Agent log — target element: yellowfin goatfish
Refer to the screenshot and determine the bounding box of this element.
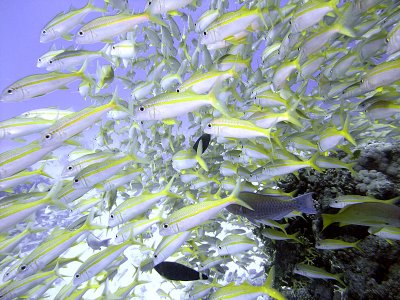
[293,263,345,286]
[201,6,266,45]
[217,234,257,256]
[40,0,105,43]
[159,180,253,236]
[0,117,54,140]
[360,59,400,92]
[0,141,59,179]
[0,165,51,192]
[146,0,197,15]
[15,211,102,279]
[134,90,230,120]
[0,62,88,102]
[75,12,166,44]
[0,182,63,232]
[322,202,400,230]
[204,117,272,140]
[177,69,237,94]
[290,0,339,33]
[46,45,112,71]
[40,90,123,147]
[249,155,322,181]
[210,266,285,300]
[73,238,135,286]
[108,176,177,227]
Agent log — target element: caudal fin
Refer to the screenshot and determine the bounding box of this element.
[294,193,316,215]
[321,213,335,231]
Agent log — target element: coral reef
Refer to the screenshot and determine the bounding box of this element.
[254,142,400,300]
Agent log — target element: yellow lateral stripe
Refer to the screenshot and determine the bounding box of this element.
[145,97,209,108]
[50,103,113,135]
[80,156,130,179]
[0,146,41,167]
[87,14,149,31]
[170,199,227,225]
[15,73,80,90]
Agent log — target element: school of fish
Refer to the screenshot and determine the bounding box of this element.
[0,0,400,298]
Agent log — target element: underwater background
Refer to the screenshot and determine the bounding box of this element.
[0,0,400,299]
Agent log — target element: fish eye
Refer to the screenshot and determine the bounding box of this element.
[21,265,27,270]
[42,30,46,34]
[218,246,222,249]
[78,31,84,36]
[38,58,42,62]
[7,89,13,94]
[163,223,168,229]
[254,96,257,100]
[203,31,207,36]
[154,254,158,258]
[110,214,114,219]
[74,178,79,183]
[112,46,115,50]
[49,60,53,64]
[176,89,180,93]
[75,274,80,278]
[207,123,212,128]
[67,166,73,170]
[139,106,145,112]
[45,133,52,139]
[148,1,152,4]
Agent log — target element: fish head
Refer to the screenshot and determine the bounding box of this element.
[203,120,218,136]
[133,104,156,121]
[248,167,264,182]
[61,163,78,178]
[75,27,94,45]
[146,0,163,15]
[37,56,50,68]
[0,85,24,102]
[72,174,88,190]
[158,221,177,236]
[113,231,125,244]
[201,28,219,45]
[40,129,64,148]
[329,199,343,208]
[108,210,123,227]
[46,58,61,72]
[110,44,123,57]
[40,27,57,43]
[73,269,89,286]
[293,265,301,275]
[2,265,19,282]
[217,244,229,256]
[16,261,37,280]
